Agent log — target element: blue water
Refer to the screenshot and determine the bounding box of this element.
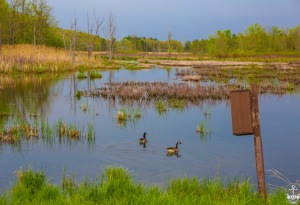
[0,67,299,192]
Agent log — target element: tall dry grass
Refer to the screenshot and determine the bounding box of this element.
[0,44,103,73]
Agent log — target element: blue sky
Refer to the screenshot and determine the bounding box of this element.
[48,0,300,41]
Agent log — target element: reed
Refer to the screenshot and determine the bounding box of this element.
[196,121,206,134]
[87,123,95,142]
[41,118,55,140]
[82,82,231,101]
[0,120,39,144]
[116,107,142,127]
[0,166,290,204]
[116,108,127,121]
[1,118,94,147]
[0,44,103,74]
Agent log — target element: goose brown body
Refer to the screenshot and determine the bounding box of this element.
[166,141,182,153]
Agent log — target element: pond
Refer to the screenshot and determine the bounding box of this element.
[0,67,300,191]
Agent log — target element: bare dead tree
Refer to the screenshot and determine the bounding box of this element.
[60,30,67,50]
[93,11,103,51]
[105,11,117,63]
[168,31,172,54]
[86,10,103,59]
[87,11,92,58]
[0,23,2,54]
[70,16,77,64]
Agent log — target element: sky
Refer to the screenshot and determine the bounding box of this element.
[48,0,300,41]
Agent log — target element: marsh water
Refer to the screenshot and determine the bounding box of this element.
[1,67,300,191]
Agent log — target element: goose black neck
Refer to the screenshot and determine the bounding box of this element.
[143,133,147,138]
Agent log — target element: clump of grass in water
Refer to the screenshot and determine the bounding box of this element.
[0,120,39,144]
[116,108,127,121]
[57,119,80,140]
[75,90,82,100]
[57,118,67,137]
[87,123,95,142]
[116,107,142,127]
[196,121,212,136]
[67,125,80,140]
[155,100,167,116]
[196,121,206,134]
[2,166,286,204]
[89,70,102,79]
[77,70,87,79]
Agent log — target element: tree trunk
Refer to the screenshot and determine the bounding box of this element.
[0,23,2,54]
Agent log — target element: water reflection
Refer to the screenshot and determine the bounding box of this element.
[166,152,181,158]
[0,74,61,123]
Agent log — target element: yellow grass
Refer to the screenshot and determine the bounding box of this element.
[0,44,103,73]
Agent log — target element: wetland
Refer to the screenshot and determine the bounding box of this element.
[1,64,300,195]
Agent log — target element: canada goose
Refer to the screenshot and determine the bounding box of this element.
[139,132,147,144]
[166,141,182,154]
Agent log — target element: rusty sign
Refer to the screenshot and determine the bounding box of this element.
[230,90,253,135]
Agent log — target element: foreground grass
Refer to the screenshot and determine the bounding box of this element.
[0,167,290,205]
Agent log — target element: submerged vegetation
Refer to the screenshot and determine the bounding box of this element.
[0,166,292,205]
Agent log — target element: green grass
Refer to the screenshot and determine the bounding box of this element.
[116,107,142,127]
[0,166,291,205]
[89,70,103,79]
[77,71,87,79]
[75,90,82,100]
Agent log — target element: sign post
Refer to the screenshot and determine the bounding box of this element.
[250,84,266,199]
[230,84,266,199]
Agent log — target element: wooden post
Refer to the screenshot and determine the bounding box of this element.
[250,84,266,199]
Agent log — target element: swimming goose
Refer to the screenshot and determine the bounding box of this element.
[166,141,182,154]
[139,132,147,144]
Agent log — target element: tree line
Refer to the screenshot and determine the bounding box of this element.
[1,0,299,57]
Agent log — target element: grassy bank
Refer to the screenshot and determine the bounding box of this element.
[0,167,289,204]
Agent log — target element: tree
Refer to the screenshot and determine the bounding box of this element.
[32,0,53,45]
[244,23,268,52]
[0,23,2,53]
[167,31,172,54]
[86,10,103,59]
[69,16,77,64]
[289,26,300,51]
[105,11,117,63]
